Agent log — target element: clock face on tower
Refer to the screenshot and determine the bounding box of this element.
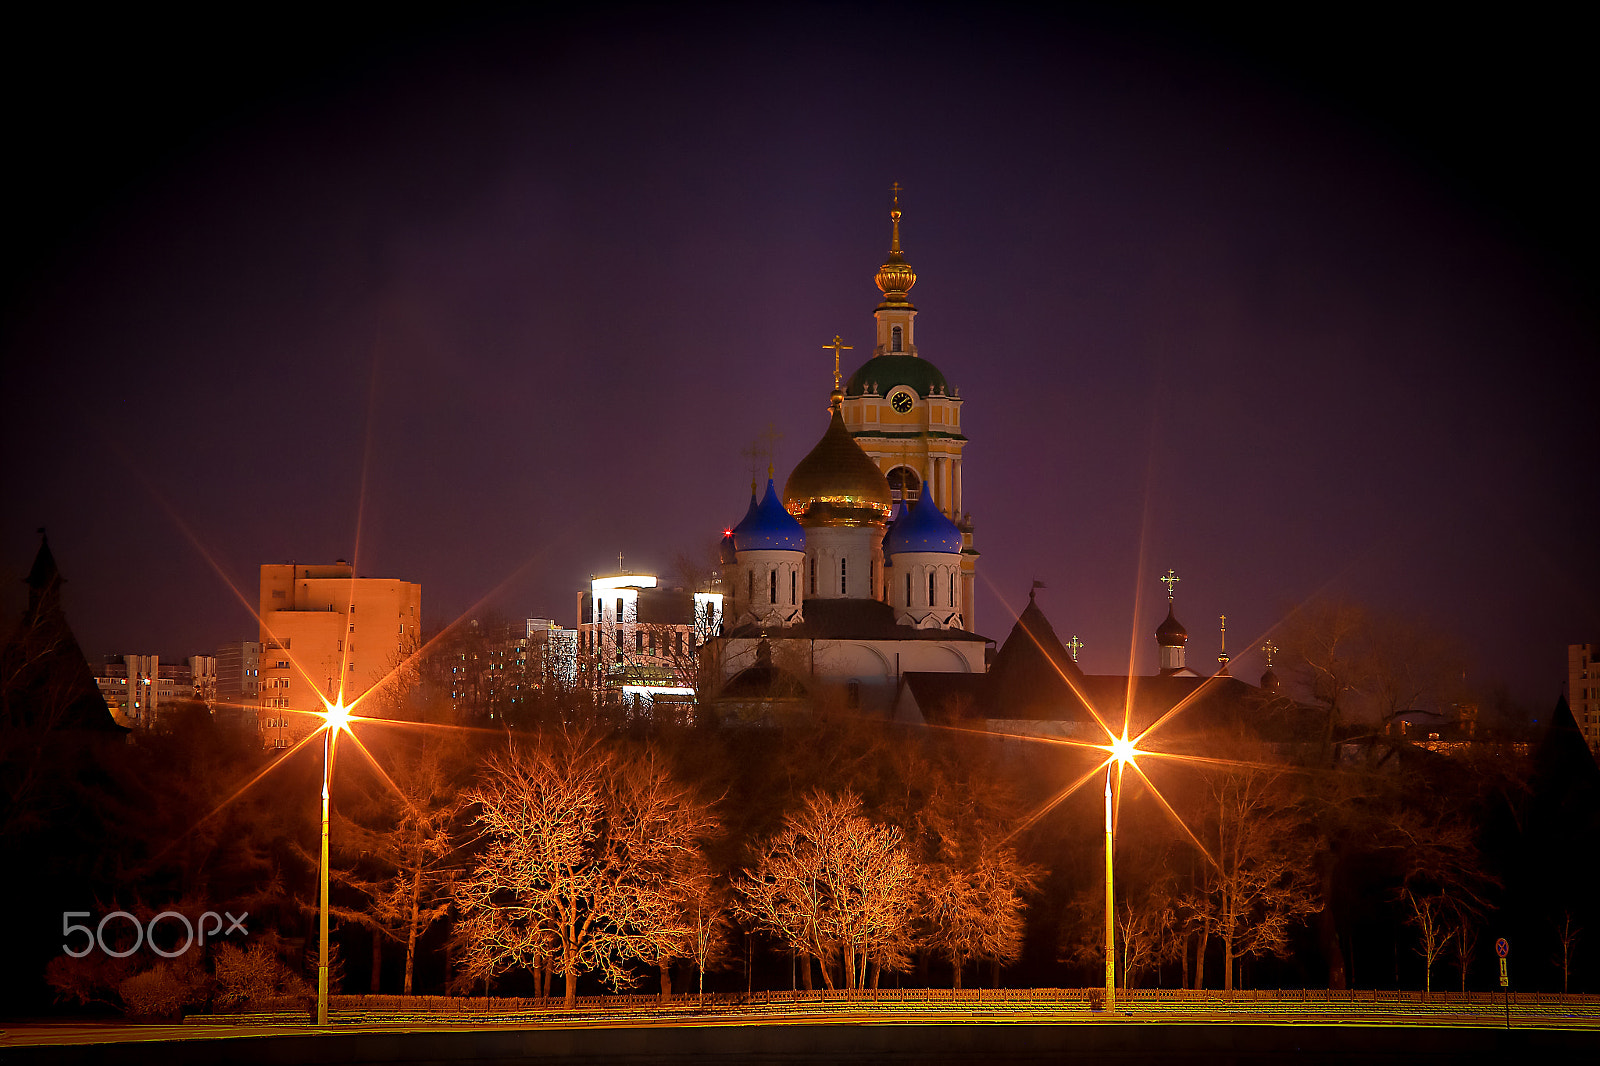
[890,389,915,414]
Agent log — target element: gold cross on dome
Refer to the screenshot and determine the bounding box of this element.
[1261,639,1278,668]
[891,181,903,207]
[1160,569,1180,601]
[824,334,853,391]
[1066,635,1085,662]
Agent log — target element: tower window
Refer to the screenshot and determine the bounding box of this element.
[840,558,847,596]
[929,572,936,606]
[906,573,911,606]
[810,558,816,596]
[950,572,956,607]
[891,325,903,353]
[791,570,797,605]
[770,569,777,604]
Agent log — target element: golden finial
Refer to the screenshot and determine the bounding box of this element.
[824,334,852,409]
[1218,614,1230,667]
[875,184,916,307]
[889,181,903,253]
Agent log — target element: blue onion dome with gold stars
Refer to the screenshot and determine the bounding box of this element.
[784,406,893,527]
[885,496,963,555]
[733,479,806,552]
[721,491,756,563]
[1156,605,1189,647]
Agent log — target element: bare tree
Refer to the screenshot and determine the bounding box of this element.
[1451,904,1479,993]
[1406,891,1454,993]
[452,730,717,1007]
[924,842,1037,989]
[1555,911,1580,995]
[1183,769,1319,992]
[327,740,466,993]
[736,790,918,992]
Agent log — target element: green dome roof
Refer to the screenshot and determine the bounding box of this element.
[843,354,949,399]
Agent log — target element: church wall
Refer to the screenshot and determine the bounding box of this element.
[802,525,885,601]
[886,550,963,628]
[729,548,804,627]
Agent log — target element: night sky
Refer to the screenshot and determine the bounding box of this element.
[2,3,1593,709]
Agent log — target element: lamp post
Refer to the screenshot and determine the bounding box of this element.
[1105,732,1136,1014]
[316,700,348,1026]
[1104,767,1115,1012]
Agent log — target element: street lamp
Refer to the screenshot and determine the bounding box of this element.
[1105,732,1137,1013]
[316,699,350,1026]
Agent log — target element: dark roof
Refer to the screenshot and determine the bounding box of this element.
[983,595,1094,721]
[900,672,987,724]
[843,354,950,398]
[2,534,125,733]
[722,597,988,643]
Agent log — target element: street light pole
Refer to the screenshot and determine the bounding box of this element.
[1104,767,1116,1013]
[318,722,332,1026]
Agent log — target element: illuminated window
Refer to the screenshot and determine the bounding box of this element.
[840,558,847,596]
[891,325,902,352]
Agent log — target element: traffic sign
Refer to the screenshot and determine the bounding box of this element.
[1499,957,1508,987]
[1495,938,1509,958]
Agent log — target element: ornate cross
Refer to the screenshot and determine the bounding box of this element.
[1066,635,1084,662]
[824,334,853,392]
[1218,615,1228,654]
[1160,569,1180,601]
[740,423,783,486]
[891,181,903,207]
[1261,639,1278,668]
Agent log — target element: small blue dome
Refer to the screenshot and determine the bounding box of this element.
[885,497,963,555]
[733,479,806,553]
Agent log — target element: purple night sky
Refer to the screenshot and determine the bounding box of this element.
[2,4,1593,710]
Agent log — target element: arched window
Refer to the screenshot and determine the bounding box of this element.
[891,325,903,352]
[950,572,956,607]
[905,573,911,607]
[791,570,797,605]
[929,572,936,606]
[769,569,777,604]
[886,466,921,503]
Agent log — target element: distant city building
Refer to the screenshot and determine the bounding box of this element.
[576,573,723,709]
[528,617,579,688]
[94,654,214,728]
[1570,643,1600,755]
[256,561,421,749]
[215,641,261,708]
[433,615,581,723]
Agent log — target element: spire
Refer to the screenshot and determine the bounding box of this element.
[1216,614,1231,675]
[823,334,853,410]
[874,183,917,310]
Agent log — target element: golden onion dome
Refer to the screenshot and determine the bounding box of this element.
[783,406,893,527]
[874,204,917,309]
